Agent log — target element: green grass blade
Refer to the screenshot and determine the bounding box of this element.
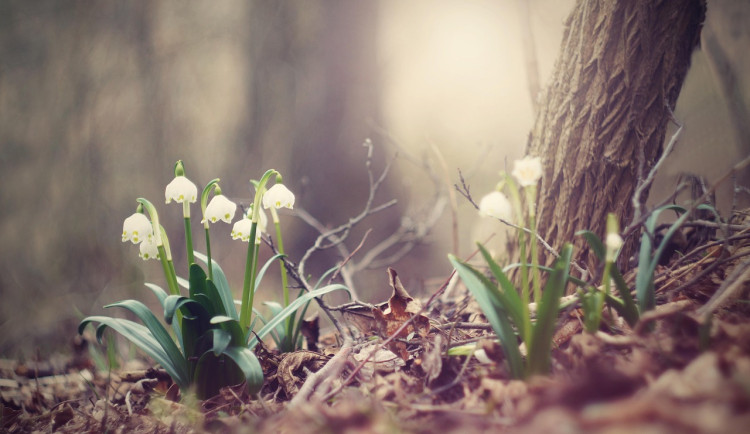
[248,284,350,349]
[449,255,524,378]
[527,244,572,377]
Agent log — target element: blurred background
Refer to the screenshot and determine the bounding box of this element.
[1,0,747,357]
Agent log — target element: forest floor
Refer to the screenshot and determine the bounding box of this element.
[3,221,750,433]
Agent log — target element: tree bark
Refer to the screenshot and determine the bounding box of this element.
[527,0,705,273]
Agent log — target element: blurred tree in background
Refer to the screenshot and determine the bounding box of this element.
[0,1,382,355]
[0,0,747,357]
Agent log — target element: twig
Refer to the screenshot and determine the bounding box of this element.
[320,269,459,402]
[297,139,396,286]
[288,337,353,407]
[330,229,372,285]
[455,169,589,278]
[263,238,349,339]
[696,257,750,320]
[631,105,683,225]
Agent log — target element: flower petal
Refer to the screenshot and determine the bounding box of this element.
[478,191,513,221]
[122,213,153,244]
[139,237,160,260]
[202,195,237,224]
[165,176,198,204]
[231,218,253,242]
[511,156,543,187]
[262,184,295,210]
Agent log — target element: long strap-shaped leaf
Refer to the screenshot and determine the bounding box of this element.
[247,284,349,349]
[636,205,686,312]
[145,282,184,345]
[449,255,525,379]
[526,244,573,377]
[194,251,239,321]
[476,244,529,343]
[79,315,190,390]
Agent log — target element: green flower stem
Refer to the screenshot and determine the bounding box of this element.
[525,185,541,303]
[505,176,531,346]
[239,168,278,333]
[239,222,259,331]
[200,179,221,281]
[204,226,213,281]
[271,207,293,348]
[183,215,195,267]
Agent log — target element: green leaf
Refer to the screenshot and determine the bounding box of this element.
[218,346,264,395]
[211,329,231,356]
[254,253,286,291]
[476,244,528,341]
[502,263,588,289]
[194,251,238,321]
[81,318,188,389]
[449,255,525,378]
[262,301,285,349]
[164,295,211,325]
[576,230,605,261]
[79,313,189,390]
[247,284,350,349]
[314,265,340,290]
[176,275,189,290]
[188,263,208,299]
[611,267,639,326]
[104,300,186,367]
[210,315,246,347]
[145,282,183,344]
[145,283,169,306]
[636,205,686,313]
[527,244,573,377]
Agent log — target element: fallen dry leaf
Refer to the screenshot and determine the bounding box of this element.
[372,268,431,360]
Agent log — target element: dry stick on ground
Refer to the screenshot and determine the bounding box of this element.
[288,337,353,407]
[319,269,459,403]
[697,257,750,320]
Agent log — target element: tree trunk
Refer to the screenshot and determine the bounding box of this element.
[527,0,705,273]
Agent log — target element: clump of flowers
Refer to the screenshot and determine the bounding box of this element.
[81,161,348,400]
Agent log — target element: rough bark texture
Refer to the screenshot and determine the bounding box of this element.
[527,0,705,272]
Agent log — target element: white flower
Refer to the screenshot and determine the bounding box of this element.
[231,218,253,242]
[231,207,267,243]
[512,156,543,187]
[202,195,237,224]
[139,237,160,260]
[262,184,295,210]
[478,191,512,221]
[165,176,198,204]
[605,232,624,262]
[122,213,153,244]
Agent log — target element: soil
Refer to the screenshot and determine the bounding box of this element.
[3,232,750,433]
